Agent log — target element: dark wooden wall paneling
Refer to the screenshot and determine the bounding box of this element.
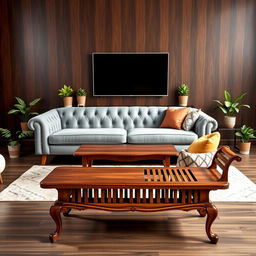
[0,0,256,130]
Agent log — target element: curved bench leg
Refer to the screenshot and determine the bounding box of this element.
[197,208,207,217]
[63,208,71,217]
[49,205,63,243]
[205,203,219,244]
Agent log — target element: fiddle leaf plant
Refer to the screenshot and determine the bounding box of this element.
[178,84,190,96]
[0,128,33,146]
[58,85,74,97]
[235,125,256,143]
[213,90,250,116]
[8,97,41,122]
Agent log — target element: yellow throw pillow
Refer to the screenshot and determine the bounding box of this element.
[188,132,220,153]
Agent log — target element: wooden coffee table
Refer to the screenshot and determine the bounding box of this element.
[73,144,179,167]
[41,146,241,244]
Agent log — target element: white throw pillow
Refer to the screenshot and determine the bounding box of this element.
[176,149,216,167]
[182,109,201,131]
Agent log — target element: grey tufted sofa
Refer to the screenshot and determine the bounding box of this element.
[28,106,218,159]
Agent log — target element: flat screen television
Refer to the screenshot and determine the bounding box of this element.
[92,53,169,96]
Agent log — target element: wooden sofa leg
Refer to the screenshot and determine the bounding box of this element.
[0,174,3,184]
[41,155,47,165]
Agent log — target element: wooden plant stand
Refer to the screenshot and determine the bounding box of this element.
[40,146,241,243]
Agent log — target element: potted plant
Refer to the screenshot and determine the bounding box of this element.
[8,97,41,131]
[76,88,87,107]
[178,84,189,106]
[213,90,250,128]
[0,128,33,158]
[58,85,74,107]
[235,125,256,154]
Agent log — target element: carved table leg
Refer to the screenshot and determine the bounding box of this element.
[197,208,207,217]
[63,208,71,216]
[49,205,63,243]
[205,203,219,244]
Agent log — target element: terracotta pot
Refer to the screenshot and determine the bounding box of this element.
[77,96,86,107]
[239,142,251,155]
[178,96,188,106]
[63,97,73,107]
[8,144,20,158]
[20,122,29,131]
[224,116,236,128]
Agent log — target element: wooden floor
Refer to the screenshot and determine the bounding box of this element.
[0,145,256,255]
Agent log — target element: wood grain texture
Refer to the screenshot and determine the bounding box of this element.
[0,0,256,130]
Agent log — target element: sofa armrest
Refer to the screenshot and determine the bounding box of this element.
[28,109,61,155]
[193,111,218,137]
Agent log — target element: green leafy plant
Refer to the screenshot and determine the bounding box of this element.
[178,84,190,96]
[235,125,256,143]
[213,90,250,116]
[8,97,41,122]
[76,88,87,96]
[0,128,33,146]
[58,85,74,97]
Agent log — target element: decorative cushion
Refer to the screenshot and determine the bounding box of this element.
[176,149,216,167]
[188,132,220,153]
[182,109,201,131]
[160,107,190,129]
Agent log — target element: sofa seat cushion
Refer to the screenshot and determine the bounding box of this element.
[49,128,127,145]
[127,128,198,145]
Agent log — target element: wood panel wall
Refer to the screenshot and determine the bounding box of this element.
[0,0,256,130]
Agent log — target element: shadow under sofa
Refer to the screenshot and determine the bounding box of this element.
[28,106,218,164]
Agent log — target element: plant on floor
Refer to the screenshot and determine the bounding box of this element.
[177,84,189,107]
[58,85,74,107]
[76,88,87,107]
[213,90,250,128]
[235,125,256,143]
[235,125,256,155]
[0,128,33,158]
[8,97,41,131]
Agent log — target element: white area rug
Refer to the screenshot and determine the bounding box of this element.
[0,165,255,202]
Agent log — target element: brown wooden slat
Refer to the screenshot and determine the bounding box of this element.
[188,190,192,204]
[181,190,186,204]
[113,189,117,203]
[173,190,177,203]
[217,152,229,164]
[101,189,105,203]
[129,189,133,203]
[158,169,163,182]
[149,189,153,203]
[215,158,226,170]
[168,169,176,182]
[173,169,182,182]
[185,169,195,182]
[136,189,140,203]
[162,169,169,182]
[152,169,157,182]
[107,189,111,203]
[164,189,169,203]
[143,189,146,203]
[147,169,151,182]
[194,190,198,203]
[156,189,160,203]
[72,190,76,202]
[119,189,123,203]
[94,189,98,203]
[77,189,81,203]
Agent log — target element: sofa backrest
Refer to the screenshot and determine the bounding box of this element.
[57,106,184,130]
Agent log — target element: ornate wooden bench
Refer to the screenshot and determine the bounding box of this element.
[40,146,241,243]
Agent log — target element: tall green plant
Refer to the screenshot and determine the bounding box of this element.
[213,90,250,116]
[235,125,256,143]
[8,97,41,122]
[0,128,33,146]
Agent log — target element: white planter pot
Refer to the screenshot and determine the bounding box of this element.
[8,144,20,158]
[224,116,236,128]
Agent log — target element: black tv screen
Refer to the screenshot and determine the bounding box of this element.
[92,53,169,96]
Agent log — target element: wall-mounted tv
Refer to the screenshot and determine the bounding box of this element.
[92,52,169,96]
